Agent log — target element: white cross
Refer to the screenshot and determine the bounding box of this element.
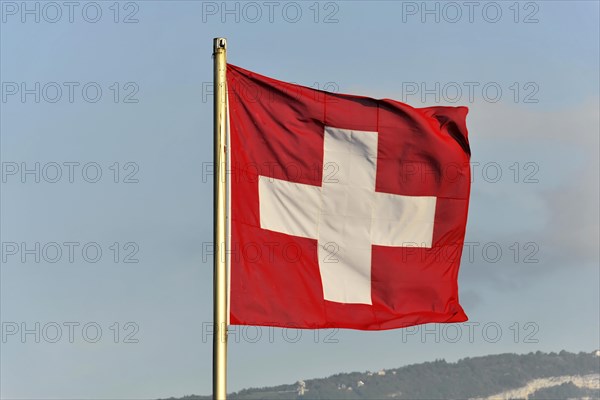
[259,126,437,305]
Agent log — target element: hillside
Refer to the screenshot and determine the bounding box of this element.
[162,351,600,400]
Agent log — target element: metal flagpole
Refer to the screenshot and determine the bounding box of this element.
[212,37,228,400]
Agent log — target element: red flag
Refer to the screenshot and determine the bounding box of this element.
[227,64,471,330]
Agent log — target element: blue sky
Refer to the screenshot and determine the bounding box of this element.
[0,1,598,398]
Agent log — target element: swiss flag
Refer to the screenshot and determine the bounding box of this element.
[226,64,471,330]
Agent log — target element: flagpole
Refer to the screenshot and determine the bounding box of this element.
[212,37,228,400]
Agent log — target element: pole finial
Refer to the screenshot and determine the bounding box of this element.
[213,37,227,52]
